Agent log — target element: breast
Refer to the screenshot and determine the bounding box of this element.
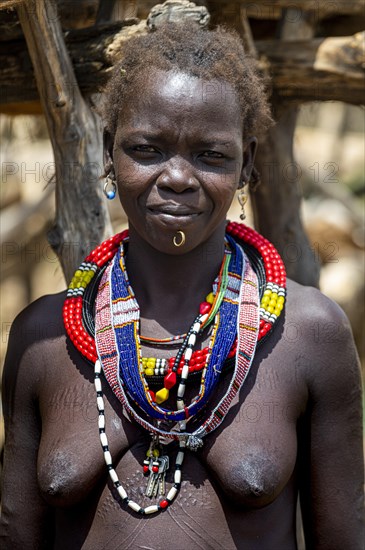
[202,422,298,509]
[35,365,142,508]
[37,435,106,507]
[217,451,294,507]
[36,405,134,508]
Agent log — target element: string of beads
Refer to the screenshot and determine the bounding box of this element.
[141,341,237,378]
[105,234,241,420]
[63,222,286,364]
[63,222,287,516]
[94,358,186,514]
[91,237,258,514]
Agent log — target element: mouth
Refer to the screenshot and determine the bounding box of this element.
[147,204,202,221]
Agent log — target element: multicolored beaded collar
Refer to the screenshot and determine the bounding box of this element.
[101,234,242,423]
[63,222,286,360]
[63,222,286,516]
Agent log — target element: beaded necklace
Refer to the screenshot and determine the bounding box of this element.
[63,223,286,361]
[93,244,258,514]
[102,235,240,421]
[140,333,187,344]
[63,222,286,516]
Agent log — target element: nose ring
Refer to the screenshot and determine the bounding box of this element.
[173,231,186,247]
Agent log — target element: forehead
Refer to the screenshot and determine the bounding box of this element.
[156,71,238,108]
[117,70,242,137]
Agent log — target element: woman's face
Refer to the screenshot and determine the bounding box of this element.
[110,70,255,254]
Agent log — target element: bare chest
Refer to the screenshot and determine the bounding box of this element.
[37,340,304,511]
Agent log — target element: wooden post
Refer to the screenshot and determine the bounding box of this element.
[251,9,321,286]
[17,0,112,281]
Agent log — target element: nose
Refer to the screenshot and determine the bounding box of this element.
[156,157,199,193]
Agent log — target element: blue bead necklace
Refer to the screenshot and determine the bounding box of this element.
[107,235,243,422]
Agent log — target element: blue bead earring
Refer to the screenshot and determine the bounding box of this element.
[103,175,117,200]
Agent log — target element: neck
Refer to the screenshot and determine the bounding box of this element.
[125,224,227,333]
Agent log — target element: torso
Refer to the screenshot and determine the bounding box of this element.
[30,280,310,549]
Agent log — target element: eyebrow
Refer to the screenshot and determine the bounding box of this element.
[122,132,235,147]
[197,140,235,148]
[117,126,240,152]
[119,130,163,141]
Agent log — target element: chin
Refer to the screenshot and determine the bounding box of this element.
[147,235,199,256]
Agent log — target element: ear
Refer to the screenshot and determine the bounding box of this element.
[238,137,258,189]
[103,129,114,177]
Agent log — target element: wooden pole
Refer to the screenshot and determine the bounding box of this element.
[17,0,112,281]
[251,8,321,286]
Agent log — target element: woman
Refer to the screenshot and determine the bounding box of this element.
[1,22,363,550]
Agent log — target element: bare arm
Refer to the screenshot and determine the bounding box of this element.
[0,302,55,549]
[298,290,364,549]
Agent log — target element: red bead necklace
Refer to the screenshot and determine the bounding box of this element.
[63,223,286,366]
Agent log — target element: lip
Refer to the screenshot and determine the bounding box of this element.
[147,204,202,217]
[146,206,202,228]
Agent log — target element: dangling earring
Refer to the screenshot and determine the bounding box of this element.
[103,175,117,200]
[237,186,248,220]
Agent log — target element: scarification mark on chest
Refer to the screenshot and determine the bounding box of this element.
[44,385,97,424]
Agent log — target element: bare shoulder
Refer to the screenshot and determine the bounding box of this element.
[2,292,66,405]
[11,291,65,328]
[5,291,66,357]
[285,279,361,398]
[286,278,349,323]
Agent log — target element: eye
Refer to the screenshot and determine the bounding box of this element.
[129,144,161,161]
[199,151,227,166]
[133,145,157,153]
[200,150,224,159]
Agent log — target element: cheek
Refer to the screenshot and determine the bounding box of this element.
[205,177,238,211]
[114,151,143,181]
[116,167,142,188]
[199,161,240,191]
[115,160,153,198]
